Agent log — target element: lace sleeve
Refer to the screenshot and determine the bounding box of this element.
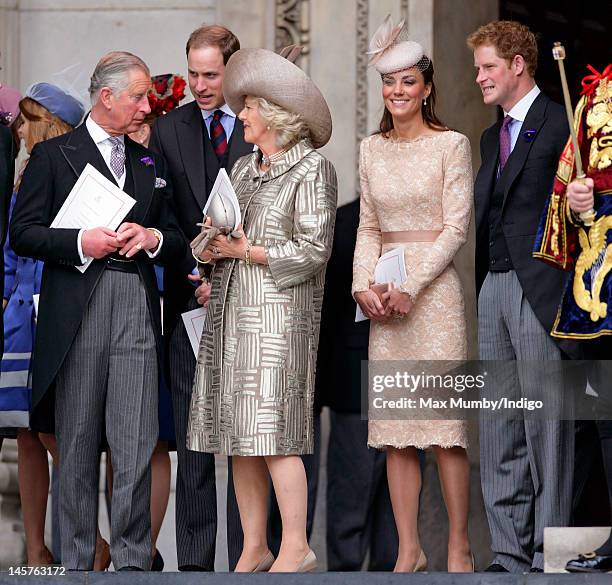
[352,138,382,295]
[399,134,473,300]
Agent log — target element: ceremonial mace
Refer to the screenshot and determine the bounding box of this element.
[552,42,596,226]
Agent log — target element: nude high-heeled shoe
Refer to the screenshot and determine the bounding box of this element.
[252,551,275,572]
[448,551,475,572]
[297,549,317,572]
[413,549,427,572]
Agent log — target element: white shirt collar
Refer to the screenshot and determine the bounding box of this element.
[85,115,125,146]
[505,84,541,122]
[201,102,235,120]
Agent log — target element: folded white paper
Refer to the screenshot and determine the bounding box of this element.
[203,168,241,229]
[51,163,137,273]
[355,246,407,322]
[181,307,207,357]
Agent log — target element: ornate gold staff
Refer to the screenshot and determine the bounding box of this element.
[552,42,596,226]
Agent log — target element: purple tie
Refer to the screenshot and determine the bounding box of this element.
[498,115,513,174]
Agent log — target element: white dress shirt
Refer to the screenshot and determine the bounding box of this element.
[86,116,127,188]
[76,116,162,262]
[201,102,236,140]
[504,84,541,152]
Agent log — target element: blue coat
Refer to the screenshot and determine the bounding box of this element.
[0,192,43,427]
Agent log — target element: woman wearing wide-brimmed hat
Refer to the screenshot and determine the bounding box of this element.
[188,47,337,572]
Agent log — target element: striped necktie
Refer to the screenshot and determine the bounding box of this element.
[498,115,513,174]
[210,110,228,162]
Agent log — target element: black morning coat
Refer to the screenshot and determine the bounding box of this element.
[474,92,579,358]
[9,122,185,414]
[316,199,370,414]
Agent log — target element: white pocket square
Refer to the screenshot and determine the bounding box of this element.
[155,177,167,189]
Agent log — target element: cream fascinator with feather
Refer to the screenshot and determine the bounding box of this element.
[367,14,431,75]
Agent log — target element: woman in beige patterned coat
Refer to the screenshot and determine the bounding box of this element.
[188,48,337,573]
[352,17,474,573]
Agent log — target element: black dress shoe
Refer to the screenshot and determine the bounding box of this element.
[566,552,612,573]
[151,550,164,572]
[179,565,209,572]
[118,566,143,571]
[485,563,509,572]
[529,567,543,573]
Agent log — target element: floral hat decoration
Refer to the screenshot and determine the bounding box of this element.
[368,14,431,75]
[148,74,186,117]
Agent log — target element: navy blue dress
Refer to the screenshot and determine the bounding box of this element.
[154,264,175,445]
[0,191,43,429]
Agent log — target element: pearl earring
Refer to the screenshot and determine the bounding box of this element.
[266,125,271,131]
[423,97,427,107]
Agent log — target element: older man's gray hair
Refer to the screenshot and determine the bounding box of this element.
[89,51,150,104]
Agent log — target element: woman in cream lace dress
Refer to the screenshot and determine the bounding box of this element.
[352,16,474,573]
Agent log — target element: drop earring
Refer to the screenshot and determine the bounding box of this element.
[423,97,427,107]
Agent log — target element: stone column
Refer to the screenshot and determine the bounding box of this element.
[0,441,26,568]
[0,0,20,88]
[218,0,272,50]
[434,0,498,160]
[432,0,499,357]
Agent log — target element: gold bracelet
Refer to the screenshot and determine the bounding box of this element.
[245,241,253,266]
[192,249,211,265]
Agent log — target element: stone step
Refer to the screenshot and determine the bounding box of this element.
[0,570,611,584]
[545,526,611,573]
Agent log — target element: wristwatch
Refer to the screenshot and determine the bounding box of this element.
[147,227,162,250]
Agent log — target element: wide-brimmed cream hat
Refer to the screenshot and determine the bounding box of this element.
[223,47,332,148]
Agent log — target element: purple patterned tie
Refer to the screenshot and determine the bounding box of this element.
[498,115,513,174]
[108,136,125,179]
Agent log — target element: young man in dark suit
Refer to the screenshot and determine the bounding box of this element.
[10,52,183,570]
[468,21,575,573]
[149,25,252,571]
